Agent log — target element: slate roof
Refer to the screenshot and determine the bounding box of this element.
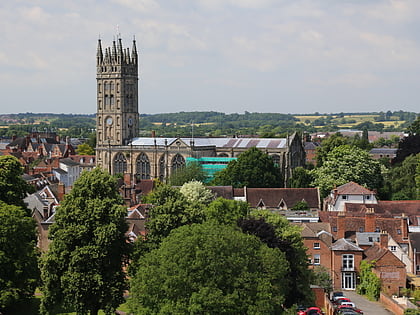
[355,232,380,246]
[130,137,288,149]
[304,142,321,150]
[59,158,79,167]
[332,238,363,251]
[409,233,420,251]
[369,148,398,155]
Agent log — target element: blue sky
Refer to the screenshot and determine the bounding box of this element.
[1,0,419,114]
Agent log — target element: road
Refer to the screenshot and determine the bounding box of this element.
[343,291,393,315]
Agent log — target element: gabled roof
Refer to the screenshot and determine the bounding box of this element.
[364,244,405,267]
[243,188,320,209]
[331,238,363,251]
[336,182,375,195]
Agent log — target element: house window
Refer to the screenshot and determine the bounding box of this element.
[333,226,337,232]
[342,195,347,200]
[359,227,364,232]
[417,265,420,272]
[314,242,320,249]
[375,227,380,232]
[368,237,373,242]
[390,246,397,252]
[365,195,370,200]
[342,254,354,270]
[397,229,401,235]
[313,254,320,265]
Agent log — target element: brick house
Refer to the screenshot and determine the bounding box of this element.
[331,238,364,290]
[299,222,333,269]
[364,233,406,296]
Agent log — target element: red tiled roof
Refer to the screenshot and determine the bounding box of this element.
[243,188,320,209]
[336,181,375,195]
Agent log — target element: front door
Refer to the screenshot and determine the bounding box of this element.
[342,272,355,290]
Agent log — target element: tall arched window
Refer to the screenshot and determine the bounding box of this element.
[136,153,150,179]
[171,154,185,174]
[114,152,127,174]
[159,155,166,181]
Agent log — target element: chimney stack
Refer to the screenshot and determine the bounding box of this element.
[380,231,388,249]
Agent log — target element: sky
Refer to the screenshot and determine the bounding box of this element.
[1,0,420,115]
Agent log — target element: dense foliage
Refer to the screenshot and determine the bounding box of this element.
[129,222,289,314]
[40,168,130,315]
[212,147,282,188]
[357,260,381,300]
[243,210,314,307]
[168,161,207,186]
[0,155,33,209]
[0,201,39,311]
[311,145,383,198]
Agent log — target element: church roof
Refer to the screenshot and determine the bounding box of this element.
[130,137,288,149]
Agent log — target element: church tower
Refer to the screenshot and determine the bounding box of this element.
[96,36,139,147]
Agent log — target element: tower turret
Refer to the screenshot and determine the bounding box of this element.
[97,39,103,66]
[96,36,139,157]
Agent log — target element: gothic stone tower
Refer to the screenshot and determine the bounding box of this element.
[96,37,139,173]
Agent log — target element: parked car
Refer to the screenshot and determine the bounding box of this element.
[305,307,324,315]
[337,305,363,314]
[339,301,356,308]
[332,291,345,301]
[333,297,351,305]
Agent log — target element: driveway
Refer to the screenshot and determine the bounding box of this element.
[343,291,393,315]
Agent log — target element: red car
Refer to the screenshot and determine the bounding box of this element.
[305,307,324,315]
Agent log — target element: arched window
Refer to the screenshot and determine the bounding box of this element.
[171,154,185,174]
[136,153,150,179]
[114,152,127,174]
[272,154,280,167]
[159,155,166,181]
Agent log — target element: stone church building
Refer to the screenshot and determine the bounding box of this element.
[95,37,306,185]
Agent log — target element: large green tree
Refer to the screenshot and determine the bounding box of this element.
[240,210,314,307]
[169,161,207,186]
[40,168,130,315]
[129,222,289,314]
[316,133,348,167]
[383,153,420,200]
[211,147,282,188]
[0,155,33,209]
[311,145,383,197]
[0,201,39,311]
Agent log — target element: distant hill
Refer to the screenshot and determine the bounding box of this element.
[0,111,417,138]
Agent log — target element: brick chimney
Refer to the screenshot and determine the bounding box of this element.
[57,182,65,202]
[365,208,376,232]
[124,173,131,186]
[401,214,409,240]
[380,231,388,249]
[337,211,346,239]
